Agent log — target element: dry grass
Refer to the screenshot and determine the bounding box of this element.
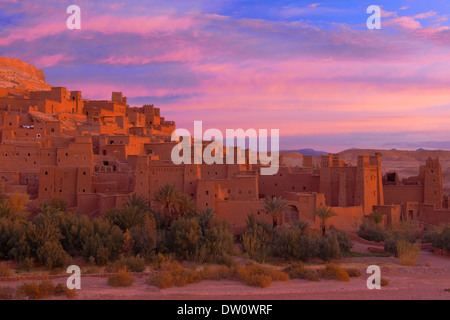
[17,280,54,299]
[0,263,12,277]
[54,283,77,299]
[148,261,289,289]
[320,264,350,282]
[283,263,320,281]
[397,240,420,266]
[107,268,135,287]
[381,278,390,286]
[345,268,362,278]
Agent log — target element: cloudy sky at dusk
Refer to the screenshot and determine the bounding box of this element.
[1,0,449,152]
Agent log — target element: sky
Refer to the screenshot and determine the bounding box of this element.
[0,0,449,152]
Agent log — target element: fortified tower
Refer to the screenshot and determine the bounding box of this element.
[424,157,443,209]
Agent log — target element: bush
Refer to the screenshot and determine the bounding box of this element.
[148,261,201,288]
[17,280,56,300]
[423,224,450,252]
[80,217,125,266]
[319,234,341,261]
[346,268,362,277]
[198,219,234,263]
[389,222,420,243]
[244,274,272,288]
[384,222,420,255]
[0,263,12,277]
[125,254,146,272]
[149,271,175,289]
[130,216,157,259]
[383,237,398,255]
[38,279,55,297]
[283,263,319,281]
[167,217,202,259]
[12,219,71,269]
[272,226,303,260]
[320,264,350,282]
[357,220,387,242]
[199,265,232,281]
[149,262,288,289]
[107,268,135,287]
[331,229,353,253]
[397,240,419,266]
[241,215,272,262]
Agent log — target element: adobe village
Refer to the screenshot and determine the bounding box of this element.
[0,57,448,300]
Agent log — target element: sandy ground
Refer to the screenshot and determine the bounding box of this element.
[1,239,449,300]
[2,253,449,300]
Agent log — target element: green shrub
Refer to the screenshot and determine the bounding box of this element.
[107,268,135,287]
[357,220,387,242]
[383,237,398,255]
[125,254,146,272]
[12,220,71,269]
[272,226,303,260]
[130,216,157,259]
[319,234,341,261]
[330,229,353,253]
[241,215,273,262]
[81,219,124,265]
[384,222,420,255]
[167,217,202,259]
[297,232,321,261]
[423,224,450,251]
[198,219,234,263]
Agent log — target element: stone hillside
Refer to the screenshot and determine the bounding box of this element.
[0,57,51,91]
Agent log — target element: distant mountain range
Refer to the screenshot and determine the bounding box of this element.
[283,147,444,156]
[282,148,329,156]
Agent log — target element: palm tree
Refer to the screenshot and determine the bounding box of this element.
[198,207,216,234]
[106,193,151,232]
[314,206,337,237]
[153,183,181,224]
[262,196,289,229]
[178,194,197,217]
[372,210,384,225]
